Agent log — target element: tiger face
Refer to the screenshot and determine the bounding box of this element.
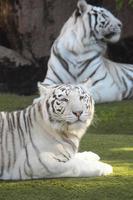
[38,82,94,134]
[77,0,122,43]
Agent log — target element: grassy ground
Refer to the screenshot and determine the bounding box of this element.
[0,94,133,200]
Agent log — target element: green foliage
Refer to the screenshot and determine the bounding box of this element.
[116,0,133,10]
[0,94,133,200]
[128,0,133,6]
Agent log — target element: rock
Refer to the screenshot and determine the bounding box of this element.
[0,46,49,95]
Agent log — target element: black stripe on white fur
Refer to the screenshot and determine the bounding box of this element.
[43,0,133,103]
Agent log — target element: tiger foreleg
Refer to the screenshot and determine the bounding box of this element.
[39,152,112,178]
[11,151,112,179]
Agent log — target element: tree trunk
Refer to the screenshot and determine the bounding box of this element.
[0,0,77,94]
[0,45,48,94]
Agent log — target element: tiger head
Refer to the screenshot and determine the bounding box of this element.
[76,0,122,43]
[38,81,94,138]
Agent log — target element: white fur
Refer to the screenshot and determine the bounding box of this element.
[42,0,133,103]
[0,83,112,180]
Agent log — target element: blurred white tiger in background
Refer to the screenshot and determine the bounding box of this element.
[42,0,133,103]
[0,81,112,180]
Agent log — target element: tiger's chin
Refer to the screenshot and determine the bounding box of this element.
[68,121,87,130]
[66,121,88,140]
[51,119,88,136]
[104,32,121,43]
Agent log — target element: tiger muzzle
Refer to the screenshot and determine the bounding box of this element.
[72,111,83,119]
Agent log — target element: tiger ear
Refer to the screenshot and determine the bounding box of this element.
[77,0,88,14]
[37,82,50,96]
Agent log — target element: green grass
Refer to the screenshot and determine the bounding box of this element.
[0,94,133,200]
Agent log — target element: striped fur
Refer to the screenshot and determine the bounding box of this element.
[43,0,133,103]
[0,83,113,180]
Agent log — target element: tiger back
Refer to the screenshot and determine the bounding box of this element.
[43,0,133,102]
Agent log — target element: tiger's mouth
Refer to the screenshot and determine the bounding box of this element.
[67,119,86,125]
[103,31,121,43]
[104,32,116,39]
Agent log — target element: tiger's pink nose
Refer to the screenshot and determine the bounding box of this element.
[72,111,83,117]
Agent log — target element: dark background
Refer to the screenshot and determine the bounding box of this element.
[0,0,133,95]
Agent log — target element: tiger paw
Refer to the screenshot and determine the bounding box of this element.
[99,162,113,176]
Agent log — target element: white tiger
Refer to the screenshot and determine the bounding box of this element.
[42,0,133,103]
[0,82,112,180]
